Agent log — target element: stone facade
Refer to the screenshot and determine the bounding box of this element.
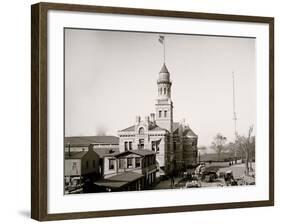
[118,63,198,174]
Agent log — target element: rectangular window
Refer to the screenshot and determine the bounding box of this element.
[127,158,133,168]
[159,110,162,118]
[151,142,155,151]
[139,139,144,149]
[164,110,167,117]
[129,141,132,150]
[109,159,115,170]
[124,142,128,151]
[72,162,77,170]
[92,160,95,168]
[135,157,141,168]
[86,160,89,169]
[119,159,125,169]
[152,141,160,152]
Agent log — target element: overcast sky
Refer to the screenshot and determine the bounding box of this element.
[65,28,256,147]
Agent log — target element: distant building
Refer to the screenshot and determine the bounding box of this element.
[64,145,99,194]
[118,64,198,175]
[94,149,157,192]
[92,147,121,179]
[64,136,119,152]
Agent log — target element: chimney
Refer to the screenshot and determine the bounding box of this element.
[181,118,186,126]
[150,113,155,124]
[88,144,94,152]
[145,116,150,124]
[179,123,183,137]
[135,115,141,125]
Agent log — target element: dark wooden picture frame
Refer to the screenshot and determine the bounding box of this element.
[31,2,274,221]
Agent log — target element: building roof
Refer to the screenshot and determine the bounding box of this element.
[160,63,170,74]
[64,136,119,147]
[120,124,166,133]
[94,172,143,188]
[108,171,143,182]
[94,148,120,158]
[94,180,128,189]
[65,151,88,159]
[120,125,135,132]
[119,122,196,137]
[115,149,156,158]
[173,122,180,132]
[184,128,198,138]
[149,125,166,131]
[172,122,198,138]
[131,149,157,156]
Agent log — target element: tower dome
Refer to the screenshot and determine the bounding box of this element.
[158,64,170,83]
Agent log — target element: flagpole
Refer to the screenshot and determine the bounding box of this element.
[159,35,165,64]
[164,39,165,63]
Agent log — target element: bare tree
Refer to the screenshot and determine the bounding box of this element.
[224,141,241,164]
[236,126,254,176]
[211,134,227,161]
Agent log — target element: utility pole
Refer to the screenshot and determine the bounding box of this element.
[232,72,238,163]
[232,72,237,135]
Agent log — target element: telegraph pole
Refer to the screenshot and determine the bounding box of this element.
[232,72,238,163]
[232,72,237,135]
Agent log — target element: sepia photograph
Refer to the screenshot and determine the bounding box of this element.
[64,28,256,195]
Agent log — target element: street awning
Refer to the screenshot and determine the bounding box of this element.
[94,172,143,189]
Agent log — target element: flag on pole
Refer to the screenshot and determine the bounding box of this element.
[158,35,165,44]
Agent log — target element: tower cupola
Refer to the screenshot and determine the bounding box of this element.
[157,63,172,99]
[158,64,170,83]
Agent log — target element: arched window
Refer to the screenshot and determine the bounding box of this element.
[139,127,144,135]
[164,87,166,94]
[160,87,162,95]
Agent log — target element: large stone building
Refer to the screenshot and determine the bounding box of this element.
[118,63,198,175]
